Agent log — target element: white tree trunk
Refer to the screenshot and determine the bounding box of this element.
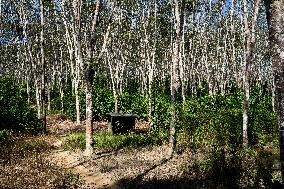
[242,0,261,147]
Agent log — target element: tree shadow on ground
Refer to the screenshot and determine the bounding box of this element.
[113,147,282,189]
[116,177,282,189]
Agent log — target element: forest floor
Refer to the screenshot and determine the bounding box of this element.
[1,115,281,189]
[44,115,199,189]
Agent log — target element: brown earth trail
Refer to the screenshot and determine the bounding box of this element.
[46,138,118,189]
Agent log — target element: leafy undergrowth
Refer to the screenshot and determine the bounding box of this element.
[179,145,281,189]
[0,129,11,142]
[64,130,282,188]
[64,129,168,151]
[0,135,84,189]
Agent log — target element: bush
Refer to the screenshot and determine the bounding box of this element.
[64,129,168,151]
[0,78,42,133]
[51,85,114,121]
[93,87,114,121]
[118,92,149,120]
[63,132,86,150]
[176,87,277,149]
[0,129,11,142]
[152,93,172,129]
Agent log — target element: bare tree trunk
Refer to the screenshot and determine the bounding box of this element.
[40,0,47,131]
[36,81,42,118]
[272,77,276,112]
[73,0,83,125]
[0,0,2,38]
[84,0,101,156]
[59,47,64,114]
[242,0,261,147]
[169,0,185,156]
[47,87,51,112]
[107,52,119,113]
[264,0,284,183]
[179,12,186,104]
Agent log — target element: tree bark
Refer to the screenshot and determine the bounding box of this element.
[39,0,47,132]
[169,0,185,156]
[264,0,284,183]
[242,0,261,147]
[84,0,101,156]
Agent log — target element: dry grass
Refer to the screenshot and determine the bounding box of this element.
[2,115,280,189]
[46,114,151,136]
[0,135,85,189]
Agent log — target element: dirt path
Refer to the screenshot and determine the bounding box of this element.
[46,137,118,189]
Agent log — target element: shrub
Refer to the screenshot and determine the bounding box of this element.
[93,87,114,121]
[64,129,168,151]
[152,93,172,129]
[0,78,42,133]
[0,129,11,142]
[177,87,277,149]
[118,92,148,120]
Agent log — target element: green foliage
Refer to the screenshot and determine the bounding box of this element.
[64,129,168,151]
[0,129,11,142]
[118,92,148,120]
[177,86,277,149]
[94,129,167,151]
[0,78,41,133]
[93,87,114,121]
[249,88,277,145]
[152,93,172,129]
[63,132,86,150]
[50,84,85,121]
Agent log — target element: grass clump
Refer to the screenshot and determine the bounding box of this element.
[63,132,86,150]
[64,129,168,151]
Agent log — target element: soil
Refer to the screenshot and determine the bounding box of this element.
[44,116,197,189]
[46,140,118,189]
[0,115,208,189]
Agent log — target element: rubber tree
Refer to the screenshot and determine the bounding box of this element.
[169,0,185,156]
[242,0,261,147]
[83,0,111,156]
[264,0,284,182]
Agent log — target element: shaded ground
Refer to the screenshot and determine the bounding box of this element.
[45,116,232,189]
[0,135,84,189]
[46,114,150,135]
[0,116,151,189]
[46,140,118,189]
[1,116,282,189]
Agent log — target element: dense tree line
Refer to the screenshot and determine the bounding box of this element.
[0,0,283,158]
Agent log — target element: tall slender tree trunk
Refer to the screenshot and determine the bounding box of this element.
[39,0,47,132]
[169,0,185,156]
[107,52,118,113]
[73,0,83,125]
[264,0,284,183]
[36,82,42,118]
[84,0,101,156]
[242,0,261,147]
